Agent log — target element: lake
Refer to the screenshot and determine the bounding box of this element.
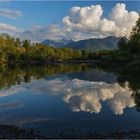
[0,64,140,138]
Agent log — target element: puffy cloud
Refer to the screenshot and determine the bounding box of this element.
[0,8,23,19]
[62,3,139,39]
[63,5,103,31]
[62,79,135,115]
[108,89,135,115]
[110,3,139,36]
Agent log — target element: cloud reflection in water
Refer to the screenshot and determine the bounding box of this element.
[0,78,135,115]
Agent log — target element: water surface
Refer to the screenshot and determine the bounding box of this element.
[0,64,140,137]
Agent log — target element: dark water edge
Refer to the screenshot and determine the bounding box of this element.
[0,125,44,139]
[1,124,140,139]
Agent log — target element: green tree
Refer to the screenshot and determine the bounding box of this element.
[22,40,30,56]
[128,14,140,53]
[118,37,128,52]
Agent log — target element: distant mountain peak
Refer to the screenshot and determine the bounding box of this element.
[42,38,73,48]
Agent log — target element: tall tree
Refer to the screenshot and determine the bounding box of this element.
[118,37,127,52]
[22,40,30,56]
[128,14,140,53]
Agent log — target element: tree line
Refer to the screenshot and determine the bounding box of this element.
[0,33,90,63]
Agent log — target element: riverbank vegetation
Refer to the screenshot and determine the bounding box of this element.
[0,33,86,63]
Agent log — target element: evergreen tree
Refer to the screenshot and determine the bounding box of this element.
[128,14,140,53]
[118,37,127,52]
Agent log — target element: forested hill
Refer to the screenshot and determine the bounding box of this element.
[65,36,125,51]
[0,33,84,62]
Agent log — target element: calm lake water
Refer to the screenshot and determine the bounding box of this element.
[0,64,140,137]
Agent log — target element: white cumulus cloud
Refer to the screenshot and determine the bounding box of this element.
[62,3,139,39]
[1,78,135,115]
[110,3,139,36]
[26,79,136,115]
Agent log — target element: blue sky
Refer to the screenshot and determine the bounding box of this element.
[0,1,140,42]
[1,1,140,29]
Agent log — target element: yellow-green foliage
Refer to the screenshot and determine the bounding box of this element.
[0,33,84,62]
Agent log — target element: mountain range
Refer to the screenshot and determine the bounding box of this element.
[42,36,125,51]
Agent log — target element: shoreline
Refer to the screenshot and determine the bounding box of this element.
[0,124,44,139]
[1,124,140,139]
[0,58,113,65]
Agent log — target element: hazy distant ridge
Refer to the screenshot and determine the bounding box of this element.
[42,36,126,51]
